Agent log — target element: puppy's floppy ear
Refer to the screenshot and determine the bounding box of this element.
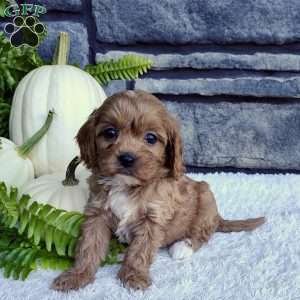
[165,116,185,179]
[76,110,98,170]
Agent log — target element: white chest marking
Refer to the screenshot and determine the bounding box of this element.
[169,239,194,260]
[103,177,138,243]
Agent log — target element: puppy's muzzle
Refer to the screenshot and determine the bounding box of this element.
[118,152,136,168]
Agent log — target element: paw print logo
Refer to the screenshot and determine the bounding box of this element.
[4,16,45,47]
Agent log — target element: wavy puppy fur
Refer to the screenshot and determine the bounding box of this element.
[52,90,265,291]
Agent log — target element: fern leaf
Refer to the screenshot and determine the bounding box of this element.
[33,218,44,245]
[0,183,19,228]
[39,204,55,219]
[85,54,153,85]
[67,238,77,257]
[15,248,32,266]
[0,184,79,257]
[53,229,67,256]
[0,32,46,137]
[15,198,83,256]
[37,249,73,272]
[63,213,83,233]
[18,209,30,234]
[0,98,10,138]
[45,224,54,252]
[25,211,81,256]
[0,246,38,280]
[0,183,127,280]
[18,194,30,210]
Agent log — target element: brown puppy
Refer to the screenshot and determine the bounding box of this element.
[52,90,265,291]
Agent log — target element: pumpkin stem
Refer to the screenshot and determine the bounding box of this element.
[17,110,54,158]
[62,156,81,186]
[52,32,70,65]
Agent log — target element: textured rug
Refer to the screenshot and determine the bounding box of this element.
[1,172,300,300]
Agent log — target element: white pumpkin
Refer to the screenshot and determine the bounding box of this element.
[0,111,54,189]
[9,32,106,176]
[21,157,90,212]
[0,138,34,189]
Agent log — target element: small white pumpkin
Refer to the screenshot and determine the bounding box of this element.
[0,111,54,189]
[21,157,90,212]
[9,32,107,176]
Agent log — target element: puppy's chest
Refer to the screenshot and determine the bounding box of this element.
[104,183,138,243]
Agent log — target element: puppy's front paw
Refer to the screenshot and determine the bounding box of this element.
[51,270,94,292]
[118,265,151,290]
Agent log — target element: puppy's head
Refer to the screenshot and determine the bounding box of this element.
[76,90,185,182]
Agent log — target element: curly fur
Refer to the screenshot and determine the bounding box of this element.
[52,90,265,292]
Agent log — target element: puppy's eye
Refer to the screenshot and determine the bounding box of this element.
[103,127,118,139]
[144,133,157,145]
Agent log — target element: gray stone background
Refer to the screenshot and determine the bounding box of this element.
[4,0,300,172]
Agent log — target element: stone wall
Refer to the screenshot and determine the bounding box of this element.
[4,0,300,171]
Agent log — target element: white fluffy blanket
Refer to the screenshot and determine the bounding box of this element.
[1,172,300,300]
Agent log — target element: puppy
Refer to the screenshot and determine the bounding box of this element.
[52,90,265,291]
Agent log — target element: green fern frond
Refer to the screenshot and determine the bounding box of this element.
[85,54,153,85]
[0,247,38,280]
[101,238,126,266]
[0,32,45,137]
[0,183,127,280]
[0,32,45,98]
[0,98,10,137]
[0,183,19,228]
[0,183,83,257]
[18,198,84,257]
[0,226,38,280]
[36,248,73,271]
[0,226,73,280]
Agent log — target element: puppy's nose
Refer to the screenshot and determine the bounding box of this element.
[118,152,136,168]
